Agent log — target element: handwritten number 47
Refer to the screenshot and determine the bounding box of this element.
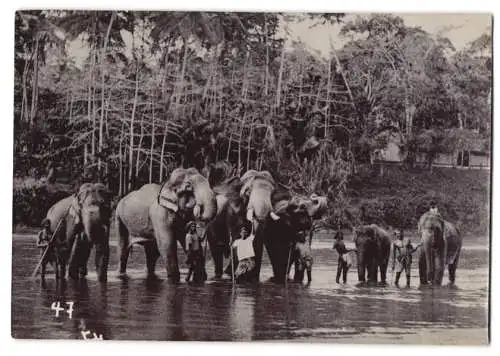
[51,301,74,319]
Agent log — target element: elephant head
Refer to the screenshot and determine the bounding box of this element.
[67,183,113,281]
[353,224,391,284]
[74,183,112,243]
[239,170,280,226]
[158,167,217,223]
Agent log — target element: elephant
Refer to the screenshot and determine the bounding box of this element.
[265,190,328,284]
[206,176,248,280]
[417,212,462,286]
[39,183,112,281]
[207,170,280,282]
[353,224,391,285]
[115,167,217,283]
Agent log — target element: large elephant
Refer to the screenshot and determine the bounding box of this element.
[115,167,217,282]
[265,190,328,283]
[417,212,462,286]
[40,183,112,281]
[353,224,391,285]
[207,170,280,282]
[206,176,247,280]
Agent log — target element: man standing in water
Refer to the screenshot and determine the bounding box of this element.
[333,229,356,284]
[391,229,421,287]
[232,221,256,282]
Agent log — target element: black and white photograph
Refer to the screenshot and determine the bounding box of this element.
[10,9,492,344]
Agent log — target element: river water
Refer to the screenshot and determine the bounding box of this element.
[11,233,489,344]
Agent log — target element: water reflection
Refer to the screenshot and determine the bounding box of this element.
[11,236,489,343]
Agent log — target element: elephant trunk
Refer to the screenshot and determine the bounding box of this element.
[81,205,104,244]
[192,175,218,222]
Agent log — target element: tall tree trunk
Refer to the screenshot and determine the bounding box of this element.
[29,35,40,125]
[98,12,116,174]
[264,15,269,97]
[128,71,140,191]
[119,121,124,196]
[20,54,30,124]
[160,119,169,182]
[276,39,286,108]
[174,38,189,120]
[325,56,332,138]
[149,99,155,183]
[246,119,253,171]
[135,112,145,181]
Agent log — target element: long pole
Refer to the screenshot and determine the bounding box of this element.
[285,244,293,286]
[31,215,66,278]
[229,231,235,285]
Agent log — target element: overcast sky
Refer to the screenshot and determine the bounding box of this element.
[67,12,492,67]
[287,13,492,53]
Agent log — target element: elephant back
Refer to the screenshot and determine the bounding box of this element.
[45,195,76,232]
[116,184,161,233]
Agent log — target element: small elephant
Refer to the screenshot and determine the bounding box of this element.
[39,183,112,281]
[418,212,462,286]
[293,240,313,284]
[115,167,217,282]
[266,191,328,283]
[353,224,391,285]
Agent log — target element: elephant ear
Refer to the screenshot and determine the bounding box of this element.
[68,195,81,225]
[158,168,188,212]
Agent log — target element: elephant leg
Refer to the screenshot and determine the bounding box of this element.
[425,247,434,285]
[250,231,264,283]
[368,258,377,284]
[448,253,460,285]
[144,240,160,277]
[96,241,110,282]
[357,261,366,283]
[208,237,224,279]
[117,217,130,275]
[156,229,180,283]
[419,251,427,285]
[78,240,91,279]
[379,260,388,285]
[67,233,79,279]
[434,249,445,286]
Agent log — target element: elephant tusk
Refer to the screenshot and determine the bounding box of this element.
[246,208,254,222]
[193,204,201,219]
[270,211,280,221]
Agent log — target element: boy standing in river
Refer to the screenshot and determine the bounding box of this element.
[232,222,256,282]
[333,230,356,284]
[391,229,421,287]
[185,221,204,282]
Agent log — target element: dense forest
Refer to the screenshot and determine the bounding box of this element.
[13,11,492,233]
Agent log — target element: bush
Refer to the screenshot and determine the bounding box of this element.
[12,180,73,228]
